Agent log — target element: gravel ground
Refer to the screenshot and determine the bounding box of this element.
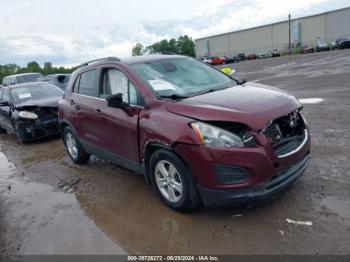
[0,50,350,255]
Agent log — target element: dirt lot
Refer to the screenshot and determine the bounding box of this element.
[1,50,350,255]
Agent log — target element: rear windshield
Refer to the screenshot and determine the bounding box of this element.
[16,73,42,84]
[10,83,63,104]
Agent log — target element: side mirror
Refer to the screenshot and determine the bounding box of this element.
[0,100,9,107]
[106,93,128,108]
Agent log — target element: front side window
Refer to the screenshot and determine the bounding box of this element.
[100,69,139,105]
[131,57,236,98]
[73,75,81,93]
[128,82,138,105]
[78,70,97,97]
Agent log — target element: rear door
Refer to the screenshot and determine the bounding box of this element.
[94,66,142,164]
[70,68,102,147]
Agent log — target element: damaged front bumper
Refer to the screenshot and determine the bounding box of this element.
[17,118,60,141]
[197,153,310,206]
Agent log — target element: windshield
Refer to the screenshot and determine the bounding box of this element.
[131,57,236,98]
[10,83,63,104]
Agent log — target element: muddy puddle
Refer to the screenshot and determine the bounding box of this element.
[0,148,124,254]
[1,134,349,255]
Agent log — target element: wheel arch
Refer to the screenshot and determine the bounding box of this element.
[143,141,195,186]
[59,120,70,133]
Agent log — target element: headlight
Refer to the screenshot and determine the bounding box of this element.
[190,122,243,148]
[18,111,38,120]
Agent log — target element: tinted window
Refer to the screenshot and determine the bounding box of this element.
[100,69,139,105]
[16,73,42,84]
[2,77,8,86]
[78,70,97,97]
[9,77,15,85]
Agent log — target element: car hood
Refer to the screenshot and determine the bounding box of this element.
[15,96,61,110]
[165,82,301,130]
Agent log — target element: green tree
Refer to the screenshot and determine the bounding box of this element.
[26,61,41,73]
[132,43,144,56]
[169,38,177,53]
[145,35,196,57]
[43,62,53,75]
[0,61,76,84]
[177,35,196,57]
[0,64,21,84]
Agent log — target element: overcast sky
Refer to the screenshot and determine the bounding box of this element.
[0,0,349,67]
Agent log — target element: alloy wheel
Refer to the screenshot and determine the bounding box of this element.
[154,160,183,203]
[65,133,78,160]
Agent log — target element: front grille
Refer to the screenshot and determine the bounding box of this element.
[263,110,306,157]
[273,130,307,156]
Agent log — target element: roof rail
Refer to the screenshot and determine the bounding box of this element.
[78,57,121,68]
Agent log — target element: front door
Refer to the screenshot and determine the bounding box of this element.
[95,67,142,164]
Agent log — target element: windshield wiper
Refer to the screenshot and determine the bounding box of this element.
[194,87,227,96]
[159,94,189,100]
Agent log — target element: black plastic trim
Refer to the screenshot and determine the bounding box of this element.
[198,154,310,206]
[80,140,144,175]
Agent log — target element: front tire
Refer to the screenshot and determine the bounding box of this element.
[63,126,90,164]
[150,149,200,211]
[12,121,28,143]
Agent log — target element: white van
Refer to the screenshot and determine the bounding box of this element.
[2,73,42,86]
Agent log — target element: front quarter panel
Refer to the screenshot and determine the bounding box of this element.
[139,105,199,160]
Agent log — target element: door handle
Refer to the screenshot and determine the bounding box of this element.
[96,109,101,113]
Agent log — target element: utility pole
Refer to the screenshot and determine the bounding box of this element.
[288,13,291,55]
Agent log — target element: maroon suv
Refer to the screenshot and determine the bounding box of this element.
[58,55,310,210]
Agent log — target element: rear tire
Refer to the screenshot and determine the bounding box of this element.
[63,126,90,164]
[149,149,200,211]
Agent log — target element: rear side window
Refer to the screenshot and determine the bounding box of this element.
[2,77,8,86]
[77,70,97,97]
[10,77,16,85]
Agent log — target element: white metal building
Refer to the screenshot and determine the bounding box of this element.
[195,7,350,57]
